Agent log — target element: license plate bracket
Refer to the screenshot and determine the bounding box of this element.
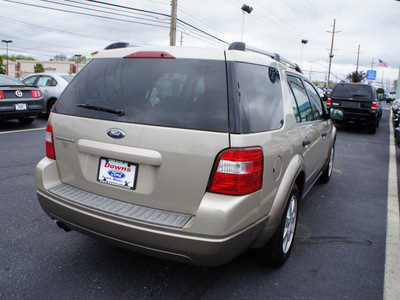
[97,158,138,190]
[15,103,27,110]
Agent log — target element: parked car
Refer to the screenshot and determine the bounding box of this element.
[327,82,382,134]
[387,91,397,102]
[22,73,74,114]
[392,99,400,127]
[36,42,336,267]
[0,74,43,124]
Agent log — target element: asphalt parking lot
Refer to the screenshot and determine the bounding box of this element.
[0,107,399,299]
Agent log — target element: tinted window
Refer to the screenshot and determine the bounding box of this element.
[304,81,324,120]
[22,76,37,86]
[1,75,26,86]
[331,84,373,99]
[55,58,228,132]
[288,76,313,122]
[229,62,283,133]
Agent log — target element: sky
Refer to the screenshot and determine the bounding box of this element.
[1,0,399,89]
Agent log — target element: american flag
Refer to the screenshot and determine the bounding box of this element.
[379,59,389,68]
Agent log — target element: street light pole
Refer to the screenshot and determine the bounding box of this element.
[2,40,13,76]
[241,4,253,42]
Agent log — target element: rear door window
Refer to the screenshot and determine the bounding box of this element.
[55,58,229,132]
[288,75,314,122]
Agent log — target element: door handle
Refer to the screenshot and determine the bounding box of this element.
[303,139,311,146]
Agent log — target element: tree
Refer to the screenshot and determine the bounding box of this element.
[346,71,366,83]
[68,55,88,64]
[394,80,398,91]
[34,63,44,73]
[52,54,67,61]
[376,88,385,95]
[0,59,5,74]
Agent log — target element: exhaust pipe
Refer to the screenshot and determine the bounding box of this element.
[56,221,71,232]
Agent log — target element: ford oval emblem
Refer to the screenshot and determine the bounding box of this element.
[108,170,126,179]
[107,129,125,139]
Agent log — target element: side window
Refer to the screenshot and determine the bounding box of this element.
[304,81,324,120]
[289,89,301,123]
[23,76,37,86]
[37,76,53,87]
[50,78,58,87]
[287,75,313,122]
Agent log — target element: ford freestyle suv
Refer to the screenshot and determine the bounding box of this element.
[36,42,336,267]
[327,82,382,134]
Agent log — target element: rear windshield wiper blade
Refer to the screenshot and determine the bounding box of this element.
[76,104,125,116]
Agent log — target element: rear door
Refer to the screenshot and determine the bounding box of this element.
[51,55,230,215]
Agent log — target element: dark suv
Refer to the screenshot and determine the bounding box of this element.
[327,83,382,134]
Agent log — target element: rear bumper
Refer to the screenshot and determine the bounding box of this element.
[36,158,267,266]
[333,109,378,124]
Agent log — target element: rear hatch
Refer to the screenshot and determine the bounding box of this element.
[50,52,229,215]
[330,83,375,112]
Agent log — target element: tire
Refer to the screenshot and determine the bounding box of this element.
[319,145,334,184]
[48,100,56,114]
[257,184,299,267]
[18,117,34,124]
[368,121,377,134]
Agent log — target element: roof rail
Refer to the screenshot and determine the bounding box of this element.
[228,42,303,74]
[104,42,130,50]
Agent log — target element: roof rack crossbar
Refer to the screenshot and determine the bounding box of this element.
[228,42,303,74]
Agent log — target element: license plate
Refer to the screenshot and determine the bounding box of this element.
[15,103,27,110]
[97,158,138,190]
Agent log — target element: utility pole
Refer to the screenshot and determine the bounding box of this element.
[371,57,374,70]
[356,44,360,73]
[170,0,178,46]
[2,40,12,76]
[326,19,339,88]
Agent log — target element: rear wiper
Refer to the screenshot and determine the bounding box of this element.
[76,104,125,116]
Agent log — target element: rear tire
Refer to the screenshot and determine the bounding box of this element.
[257,184,299,267]
[18,117,34,124]
[368,121,377,134]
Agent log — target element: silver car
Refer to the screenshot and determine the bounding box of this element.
[36,42,336,267]
[22,73,74,114]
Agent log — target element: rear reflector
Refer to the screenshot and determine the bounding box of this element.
[46,122,56,159]
[124,51,175,59]
[208,147,264,196]
[0,91,4,99]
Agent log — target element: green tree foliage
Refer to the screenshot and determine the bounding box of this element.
[347,71,366,83]
[0,54,35,61]
[34,63,45,73]
[376,88,385,94]
[394,80,398,90]
[68,55,88,64]
[52,54,67,61]
[0,58,5,74]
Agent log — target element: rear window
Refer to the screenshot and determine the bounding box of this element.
[55,58,228,132]
[331,84,373,99]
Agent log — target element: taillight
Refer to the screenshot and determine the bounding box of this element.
[326,97,332,107]
[371,101,378,110]
[31,90,42,98]
[208,147,264,195]
[46,122,56,159]
[0,91,4,99]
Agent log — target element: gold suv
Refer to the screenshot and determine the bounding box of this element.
[36,42,336,267]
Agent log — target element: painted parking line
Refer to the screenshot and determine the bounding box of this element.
[384,111,400,299]
[0,127,46,135]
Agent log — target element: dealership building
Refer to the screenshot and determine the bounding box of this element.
[2,59,85,78]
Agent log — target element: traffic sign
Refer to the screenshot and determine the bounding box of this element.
[366,70,377,80]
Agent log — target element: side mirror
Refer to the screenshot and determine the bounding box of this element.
[330,108,344,121]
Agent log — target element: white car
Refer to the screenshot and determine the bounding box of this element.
[22,73,75,114]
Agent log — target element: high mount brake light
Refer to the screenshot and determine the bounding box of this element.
[208,147,264,196]
[123,51,175,59]
[46,122,56,159]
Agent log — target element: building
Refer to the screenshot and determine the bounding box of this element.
[2,59,86,78]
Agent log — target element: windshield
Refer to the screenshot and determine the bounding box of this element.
[55,58,229,132]
[331,84,373,99]
[0,75,26,87]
